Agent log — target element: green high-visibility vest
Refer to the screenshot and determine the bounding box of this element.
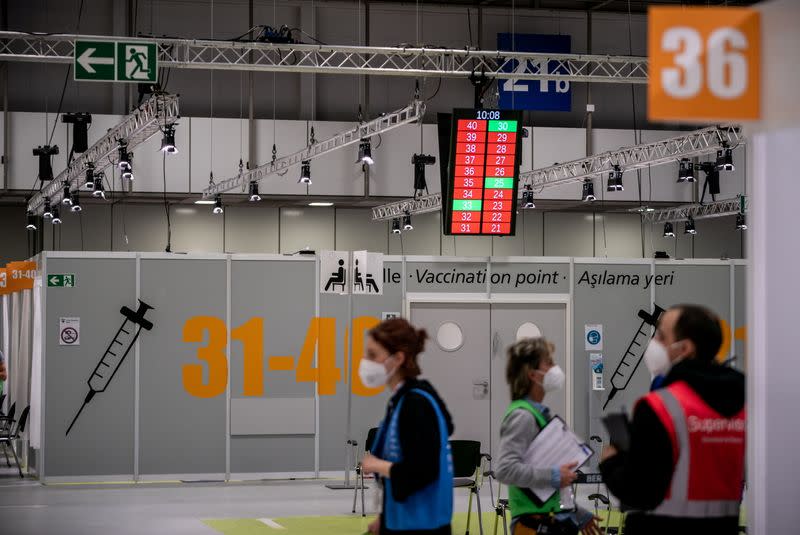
[502,399,563,517]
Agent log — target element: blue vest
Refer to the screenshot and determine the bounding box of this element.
[372,388,454,531]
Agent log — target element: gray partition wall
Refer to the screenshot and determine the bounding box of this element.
[35,252,747,481]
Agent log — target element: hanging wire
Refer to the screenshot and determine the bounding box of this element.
[210,0,215,178]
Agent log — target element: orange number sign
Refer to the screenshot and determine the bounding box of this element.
[182,316,228,398]
[648,6,760,123]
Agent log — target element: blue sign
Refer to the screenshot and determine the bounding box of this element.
[587,330,601,345]
[497,33,572,112]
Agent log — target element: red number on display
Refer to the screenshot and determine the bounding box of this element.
[494,190,506,199]
[467,121,478,130]
[463,212,472,220]
[464,155,475,164]
[492,212,504,221]
[495,167,505,176]
[492,224,501,233]
[467,132,477,141]
[495,156,506,165]
[493,201,503,210]
[496,133,508,142]
[497,145,507,154]
[465,144,477,153]
[465,167,475,176]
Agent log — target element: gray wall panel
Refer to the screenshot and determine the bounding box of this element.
[693,216,743,259]
[139,258,227,475]
[734,265,746,370]
[318,292,350,471]
[45,257,137,477]
[572,263,652,441]
[335,209,389,253]
[229,259,315,473]
[544,213,594,257]
[225,207,280,254]
[389,212,442,256]
[594,214,643,258]
[280,208,335,254]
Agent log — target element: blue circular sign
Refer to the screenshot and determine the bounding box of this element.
[587,330,601,345]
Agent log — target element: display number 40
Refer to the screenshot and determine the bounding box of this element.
[182,316,382,398]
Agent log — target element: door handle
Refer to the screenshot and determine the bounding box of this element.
[492,332,501,357]
[473,380,489,387]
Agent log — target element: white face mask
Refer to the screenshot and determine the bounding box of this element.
[358,356,395,388]
[540,365,566,393]
[644,339,677,377]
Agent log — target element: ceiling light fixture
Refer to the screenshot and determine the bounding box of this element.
[663,222,675,238]
[160,124,178,154]
[212,195,224,215]
[299,160,312,185]
[358,139,374,165]
[582,179,596,202]
[248,181,261,202]
[684,216,697,235]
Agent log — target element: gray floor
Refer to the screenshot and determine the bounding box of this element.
[0,466,611,535]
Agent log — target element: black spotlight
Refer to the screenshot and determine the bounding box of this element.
[118,141,130,168]
[736,213,747,231]
[70,190,81,212]
[607,165,624,191]
[391,218,402,234]
[663,222,675,238]
[33,145,59,182]
[299,161,312,185]
[684,216,697,235]
[85,164,95,191]
[51,204,62,225]
[122,155,134,181]
[92,174,106,199]
[213,194,224,215]
[62,181,72,205]
[522,184,535,209]
[678,158,695,183]
[248,181,261,202]
[412,154,436,197]
[716,147,734,171]
[582,179,596,202]
[43,198,53,219]
[358,139,374,165]
[160,124,178,154]
[26,211,37,231]
[403,212,413,231]
[62,112,92,153]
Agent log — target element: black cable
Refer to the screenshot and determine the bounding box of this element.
[467,8,473,48]
[425,77,443,102]
[79,211,84,251]
[46,0,85,148]
[163,153,172,253]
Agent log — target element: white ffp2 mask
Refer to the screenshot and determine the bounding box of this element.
[644,339,672,377]
[358,357,394,388]
[542,365,566,393]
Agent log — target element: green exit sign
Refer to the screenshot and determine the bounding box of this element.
[74,40,158,83]
[48,274,76,287]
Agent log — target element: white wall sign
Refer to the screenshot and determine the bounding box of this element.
[352,251,384,295]
[590,353,605,391]
[382,312,401,321]
[320,250,350,294]
[585,324,603,351]
[59,317,80,346]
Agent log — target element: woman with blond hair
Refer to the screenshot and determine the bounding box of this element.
[495,338,600,535]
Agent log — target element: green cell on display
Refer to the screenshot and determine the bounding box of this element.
[484,177,515,189]
[452,200,482,211]
[488,120,518,132]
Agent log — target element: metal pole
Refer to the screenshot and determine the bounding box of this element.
[248,0,256,170]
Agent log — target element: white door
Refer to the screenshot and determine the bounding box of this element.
[410,300,569,457]
[410,302,491,448]
[489,303,568,457]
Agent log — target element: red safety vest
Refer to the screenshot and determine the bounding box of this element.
[639,380,745,518]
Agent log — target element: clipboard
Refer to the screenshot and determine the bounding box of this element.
[525,415,594,503]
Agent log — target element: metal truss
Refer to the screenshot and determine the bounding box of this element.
[372,193,442,221]
[0,31,648,83]
[27,93,179,214]
[203,99,425,198]
[638,197,749,224]
[521,124,744,190]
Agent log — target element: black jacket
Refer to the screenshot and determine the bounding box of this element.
[378,378,455,535]
[600,359,745,535]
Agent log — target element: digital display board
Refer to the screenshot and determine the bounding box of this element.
[443,109,524,236]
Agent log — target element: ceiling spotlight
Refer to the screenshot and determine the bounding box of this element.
[358,139,374,165]
[412,154,436,198]
[212,194,224,215]
[522,184,535,209]
[248,181,261,202]
[51,205,62,225]
[160,124,178,154]
[33,145,59,182]
[684,216,697,235]
[26,211,37,231]
[117,140,130,168]
[43,198,53,219]
[613,165,624,191]
[678,158,695,183]
[391,218,402,234]
[62,181,72,205]
[403,212,413,231]
[70,190,81,212]
[716,147,734,171]
[636,206,655,213]
[582,179,596,202]
[736,213,747,231]
[62,112,92,153]
[122,158,134,181]
[309,202,334,207]
[299,161,312,185]
[92,174,106,199]
[663,222,675,238]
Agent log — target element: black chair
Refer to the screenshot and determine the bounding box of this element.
[0,393,6,416]
[352,427,379,517]
[0,405,29,478]
[0,401,15,439]
[450,440,491,535]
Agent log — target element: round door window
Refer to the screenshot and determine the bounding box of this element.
[437,322,464,352]
[516,322,542,341]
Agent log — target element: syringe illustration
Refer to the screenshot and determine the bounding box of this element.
[66,300,154,436]
[602,304,664,410]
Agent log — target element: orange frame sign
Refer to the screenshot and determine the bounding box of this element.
[5,261,37,293]
[648,6,760,123]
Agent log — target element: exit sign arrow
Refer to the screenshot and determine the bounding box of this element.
[77,47,115,74]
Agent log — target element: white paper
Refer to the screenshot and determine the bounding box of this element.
[585,324,603,351]
[526,416,593,502]
[59,317,80,346]
[590,353,605,391]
